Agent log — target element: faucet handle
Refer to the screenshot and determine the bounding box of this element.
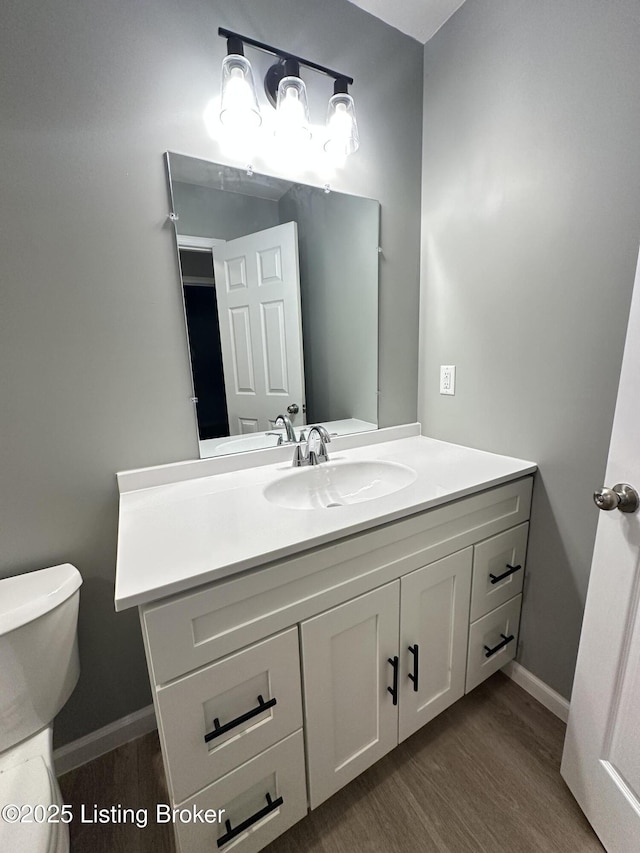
[265,431,284,446]
[292,445,306,468]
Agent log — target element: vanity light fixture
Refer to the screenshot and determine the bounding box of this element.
[217,28,358,156]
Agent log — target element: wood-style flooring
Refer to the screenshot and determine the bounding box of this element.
[59,673,603,853]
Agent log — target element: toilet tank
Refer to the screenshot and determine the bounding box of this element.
[0,564,82,753]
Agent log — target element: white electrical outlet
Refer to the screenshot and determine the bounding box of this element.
[440,365,456,395]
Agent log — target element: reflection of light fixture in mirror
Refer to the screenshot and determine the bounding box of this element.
[275,59,311,144]
[219,35,261,132]
[217,28,358,159]
[325,78,359,156]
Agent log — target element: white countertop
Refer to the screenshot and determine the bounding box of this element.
[115,429,536,611]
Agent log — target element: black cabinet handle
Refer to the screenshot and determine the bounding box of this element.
[387,656,399,705]
[204,695,277,744]
[408,645,419,692]
[217,792,283,848]
[484,633,515,658]
[489,564,522,585]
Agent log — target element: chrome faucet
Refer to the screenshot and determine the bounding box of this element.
[267,414,297,445]
[292,424,332,467]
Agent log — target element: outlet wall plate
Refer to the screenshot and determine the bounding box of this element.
[440,365,456,395]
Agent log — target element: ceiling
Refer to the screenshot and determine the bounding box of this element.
[345,0,467,43]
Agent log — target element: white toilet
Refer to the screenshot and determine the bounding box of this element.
[0,564,82,853]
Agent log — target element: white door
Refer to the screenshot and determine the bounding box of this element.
[301,582,400,809]
[561,248,640,852]
[213,222,306,435]
[399,548,472,742]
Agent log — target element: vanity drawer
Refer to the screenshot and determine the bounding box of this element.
[174,730,307,853]
[465,594,522,693]
[470,523,528,621]
[156,628,303,804]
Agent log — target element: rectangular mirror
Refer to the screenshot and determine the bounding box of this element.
[166,153,380,458]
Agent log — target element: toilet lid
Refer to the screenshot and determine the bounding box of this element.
[0,563,82,635]
[0,755,57,853]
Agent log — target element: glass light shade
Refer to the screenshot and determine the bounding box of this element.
[275,76,311,143]
[324,93,359,156]
[219,54,262,131]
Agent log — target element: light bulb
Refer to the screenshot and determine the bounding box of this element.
[328,103,352,137]
[219,55,261,132]
[282,87,302,120]
[325,92,359,156]
[275,76,311,144]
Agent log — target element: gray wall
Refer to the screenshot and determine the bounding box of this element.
[0,0,422,745]
[419,0,640,699]
[173,183,281,239]
[279,188,379,425]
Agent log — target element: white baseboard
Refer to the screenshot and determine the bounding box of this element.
[502,661,570,723]
[54,704,157,776]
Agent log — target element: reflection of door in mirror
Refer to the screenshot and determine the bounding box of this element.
[178,226,306,445]
[212,222,306,437]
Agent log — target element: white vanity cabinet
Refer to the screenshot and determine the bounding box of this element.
[302,547,473,808]
[138,475,533,853]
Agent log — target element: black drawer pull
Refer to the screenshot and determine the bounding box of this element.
[489,564,522,585]
[408,645,419,692]
[484,633,515,658]
[217,792,283,848]
[204,694,277,744]
[387,656,399,706]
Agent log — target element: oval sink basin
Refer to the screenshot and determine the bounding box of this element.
[263,460,417,510]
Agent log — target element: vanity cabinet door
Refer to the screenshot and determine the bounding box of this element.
[398,548,473,742]
[301,582,400,809]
